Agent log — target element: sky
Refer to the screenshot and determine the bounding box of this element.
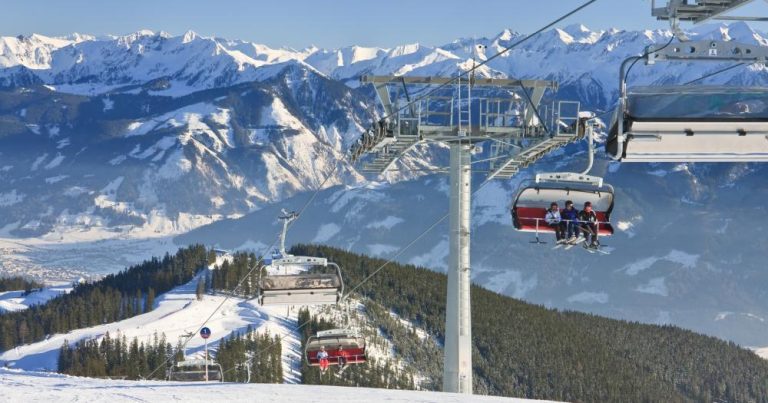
[2,0,768,49]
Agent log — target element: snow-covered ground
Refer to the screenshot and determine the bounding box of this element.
[0,283,71,313]
[0,254,543,401]
[0,264,288,372]
[0,368,556,403]
[753,347,768,360]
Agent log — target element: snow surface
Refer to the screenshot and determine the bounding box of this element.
[754,347,768,360]
[0,284,71,313]
[0,368,553,403]
[618,250,699,276]
[311,223,341,243]
[0,253,560,402]
[567,292,609,304]
[0,269,266,371]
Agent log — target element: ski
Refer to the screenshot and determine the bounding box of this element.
[581,242,610,255]
[334,366,349,377]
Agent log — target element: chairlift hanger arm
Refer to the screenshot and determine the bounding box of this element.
[647,40,768,64]
[361,75,558,90]
[652,0,760,23]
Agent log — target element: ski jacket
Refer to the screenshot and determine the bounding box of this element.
[317,351,329,360]
[561,207,579,222]
[544,209,562,225]
[579,210,598,224]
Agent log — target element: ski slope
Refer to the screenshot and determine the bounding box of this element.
[0,258,301,378]
[0,284,70,313]
[0,368,558,403]
[0,255,559,401]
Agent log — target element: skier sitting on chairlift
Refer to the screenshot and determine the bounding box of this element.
[544,202,566,243]
[579,201,599,248]
[337,345,349,372]
[562,200,580,242]
[317,345,330,374]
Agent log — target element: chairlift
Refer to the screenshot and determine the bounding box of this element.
[511,179,615,237]
[511,118,615,239]
[257,265,343,306]
[304,329,368,368]
[607,38,768,162]
[168,358,223,382]
[255,210,344,306]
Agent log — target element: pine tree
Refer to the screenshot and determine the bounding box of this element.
[146,288,155,313]
[196,279,204,301]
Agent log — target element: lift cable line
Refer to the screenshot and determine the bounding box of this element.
[218,167,506,379]
[219,0,768,386]
[608,0,768,162]
[153,0,602,385]
[683,62,746,85]
[374,0,599,125]
[218,1,606,383]
[347,0,605,394]
[144,164,342,381]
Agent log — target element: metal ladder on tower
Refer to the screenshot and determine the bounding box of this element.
[458,74,472,136]
[490,128,587,179]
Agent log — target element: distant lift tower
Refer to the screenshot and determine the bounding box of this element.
[350,73,584,394]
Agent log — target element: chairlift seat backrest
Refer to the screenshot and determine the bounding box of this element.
[261,273,341,290]
[169,359,223,382]
[305,331,367,366]
[259,273,341,306]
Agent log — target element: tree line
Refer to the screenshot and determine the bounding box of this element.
[0,275,44,294]
[58,331,178,379]
[0,245,214,351]
[58,327,284,383]
[207,251,263,297]
[291,244,768,403]
[297,307,415,390]
[215,326,283,383]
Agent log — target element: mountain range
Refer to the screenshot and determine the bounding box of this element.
[1,23,768,346]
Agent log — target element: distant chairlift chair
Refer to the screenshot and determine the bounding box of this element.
[305,329,368,368]
[168,358,223,382]
[255,210,344,306]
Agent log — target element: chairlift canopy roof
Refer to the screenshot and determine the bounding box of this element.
[513,183,614,211]
[260,273,341,291]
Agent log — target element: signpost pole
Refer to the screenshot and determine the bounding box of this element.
[200,327,211,382]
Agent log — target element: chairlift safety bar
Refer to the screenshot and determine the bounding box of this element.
[535,172,604,187]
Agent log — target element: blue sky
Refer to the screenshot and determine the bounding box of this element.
[3,0,768,48]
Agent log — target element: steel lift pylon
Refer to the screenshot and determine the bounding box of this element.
[351,72,582,394]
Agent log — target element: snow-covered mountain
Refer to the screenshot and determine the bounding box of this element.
[0,63,368,238]
[2,23,768,346]
[2,23,767,100]
[2,23,767,238]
